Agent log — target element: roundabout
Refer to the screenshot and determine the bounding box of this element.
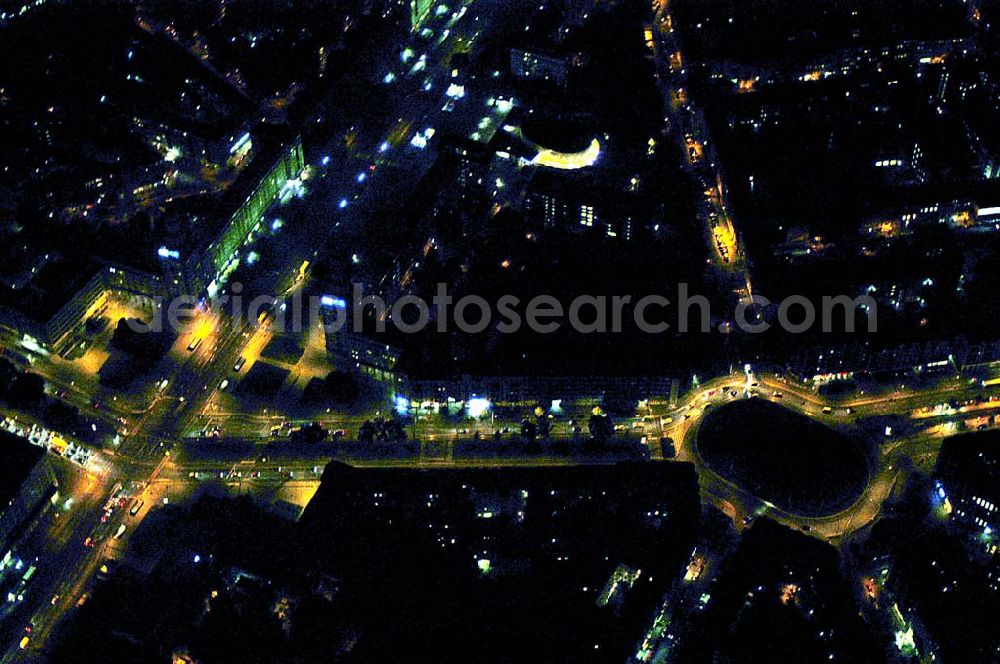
[693,397,871,518]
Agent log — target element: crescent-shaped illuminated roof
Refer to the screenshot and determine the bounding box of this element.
[530,137,601,170]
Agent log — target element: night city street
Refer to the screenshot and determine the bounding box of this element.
[2,0,1000,662]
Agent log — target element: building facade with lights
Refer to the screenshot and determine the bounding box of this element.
[157,134,306,299]
[0,133,304,352]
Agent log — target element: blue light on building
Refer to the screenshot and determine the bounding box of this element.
[321,295,347,309]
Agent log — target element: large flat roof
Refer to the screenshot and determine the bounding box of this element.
[0,430,46,509]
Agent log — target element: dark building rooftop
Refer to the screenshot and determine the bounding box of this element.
[935,430,1000,506]
[0,430,46,509]
[673,0,972,65]
[306,459,699,509]
[0,251,103,324]
[676,517,874,661]
[300,461,701,662]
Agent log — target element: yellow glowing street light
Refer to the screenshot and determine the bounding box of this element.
[193,317,214,339]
